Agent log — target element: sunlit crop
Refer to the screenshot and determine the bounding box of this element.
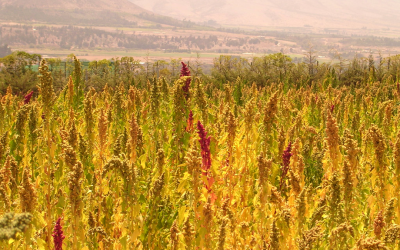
[1,56,400,250]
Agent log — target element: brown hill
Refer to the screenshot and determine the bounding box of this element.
[0,0,186,27]
[0,0,149,15]
[129,0,400,29]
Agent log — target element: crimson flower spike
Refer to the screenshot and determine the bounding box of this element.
[24,91,34,105]
[186,110,194,132]
[197,121,215,195]
[180,62,191,100]
[197,121,211,174]
[52,217,65,250]
[280,141,292,191]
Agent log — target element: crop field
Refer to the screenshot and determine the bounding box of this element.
[2,55,400,250]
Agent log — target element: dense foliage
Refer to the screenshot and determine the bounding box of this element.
[2,55,400,249]
[2,51,400,95]
[0,45,11,58]
[0,24,225,51]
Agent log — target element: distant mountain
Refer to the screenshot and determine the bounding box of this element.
[0,0,187,27]
[0,0,149,14]
[129,0,400,29]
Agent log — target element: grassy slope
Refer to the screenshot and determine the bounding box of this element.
[0,0,185,27]
[0,0,149,14]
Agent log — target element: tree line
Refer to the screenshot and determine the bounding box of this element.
[1,51,400,96]
[0,25,220,51]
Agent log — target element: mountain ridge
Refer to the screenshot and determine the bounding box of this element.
[0,0,190,27]
[0,0,150,14]
[129,0,400,29]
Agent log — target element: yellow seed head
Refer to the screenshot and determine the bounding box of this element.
[244,98,256,131]
[384,198,395,225]
[226,110,237,151]
[296,188,307,225]
[68,120,78,150]
[19,169,37,212]
[343,160,353,204]
[216,216,229,250]
[325,110,340,169]
[203,197,213,231]
[258,153,272,188]
[357,236,388,249]
[384,224,400,244]
[98,108,108,154]
[63,142,78,169]
[38,60,55,114]
[297,225,322,250]
[67,76,74,107]
[374,210,386,239]
[150,172,165,198]
[290,169,301,195]
[170,220,179,250]
[182,216,194,249]
[263,92,279,133]
[68,162,84,216]
[128,113,139,163]
[269,219,280,250]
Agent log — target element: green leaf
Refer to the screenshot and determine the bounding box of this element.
[139,194,146,203]
[120,235,127,249]
[36,238,46,250]
[178,206,187,225]
[177,172,190,193]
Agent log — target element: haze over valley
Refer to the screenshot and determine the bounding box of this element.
[0,0,399,63]
[129,0,400,29]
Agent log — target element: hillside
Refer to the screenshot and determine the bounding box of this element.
[0,0,149,14]
[0,0,187,27]
[129,0,400,29]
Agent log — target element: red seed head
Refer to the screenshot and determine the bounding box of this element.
[180,62,191,77]
[197,121,214,194]
[186,110,194,132]
[52,217,65,250]
[24,91,34,105]
[280,142,292,190]
[282,142,292,169]
[180,62,191,100]
[197,121,211,172]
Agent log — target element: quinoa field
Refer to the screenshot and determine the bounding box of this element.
[1,55,400,250]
